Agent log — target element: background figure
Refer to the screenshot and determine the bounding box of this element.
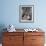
[22,7,32,20]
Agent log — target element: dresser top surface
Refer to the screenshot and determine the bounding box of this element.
[3,29,45,33]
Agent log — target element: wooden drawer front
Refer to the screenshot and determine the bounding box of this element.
[32,36,45,44]
[3,36,8,44]
[24,36,44,46]
[24,36,32,46]
[3,44,15,46]
[3,36,23,44]
[3,43,23,46]
[3,36,23,46]
[32,44,44,46]
[3,32,23,36]
[24,32,44,36]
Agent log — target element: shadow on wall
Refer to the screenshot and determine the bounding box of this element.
[0,24,7,43]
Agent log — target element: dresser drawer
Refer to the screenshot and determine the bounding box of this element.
[3,32,23,36]
[3,43,23,46]
[3,35,23,44]
[3,44,15,46]
[32,44,44,46]
[3,36,23,46]
[24,32,44,36]
[32,36,45,44]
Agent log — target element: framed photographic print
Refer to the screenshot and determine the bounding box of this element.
[19,5,34,23]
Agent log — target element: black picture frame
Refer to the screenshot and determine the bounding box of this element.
[19,5,34,23]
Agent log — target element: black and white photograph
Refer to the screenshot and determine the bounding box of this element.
[19,5,34,23]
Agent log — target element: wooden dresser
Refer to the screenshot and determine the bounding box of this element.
[2,31,45,46]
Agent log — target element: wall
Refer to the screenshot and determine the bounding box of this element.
[0,0,46,29]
